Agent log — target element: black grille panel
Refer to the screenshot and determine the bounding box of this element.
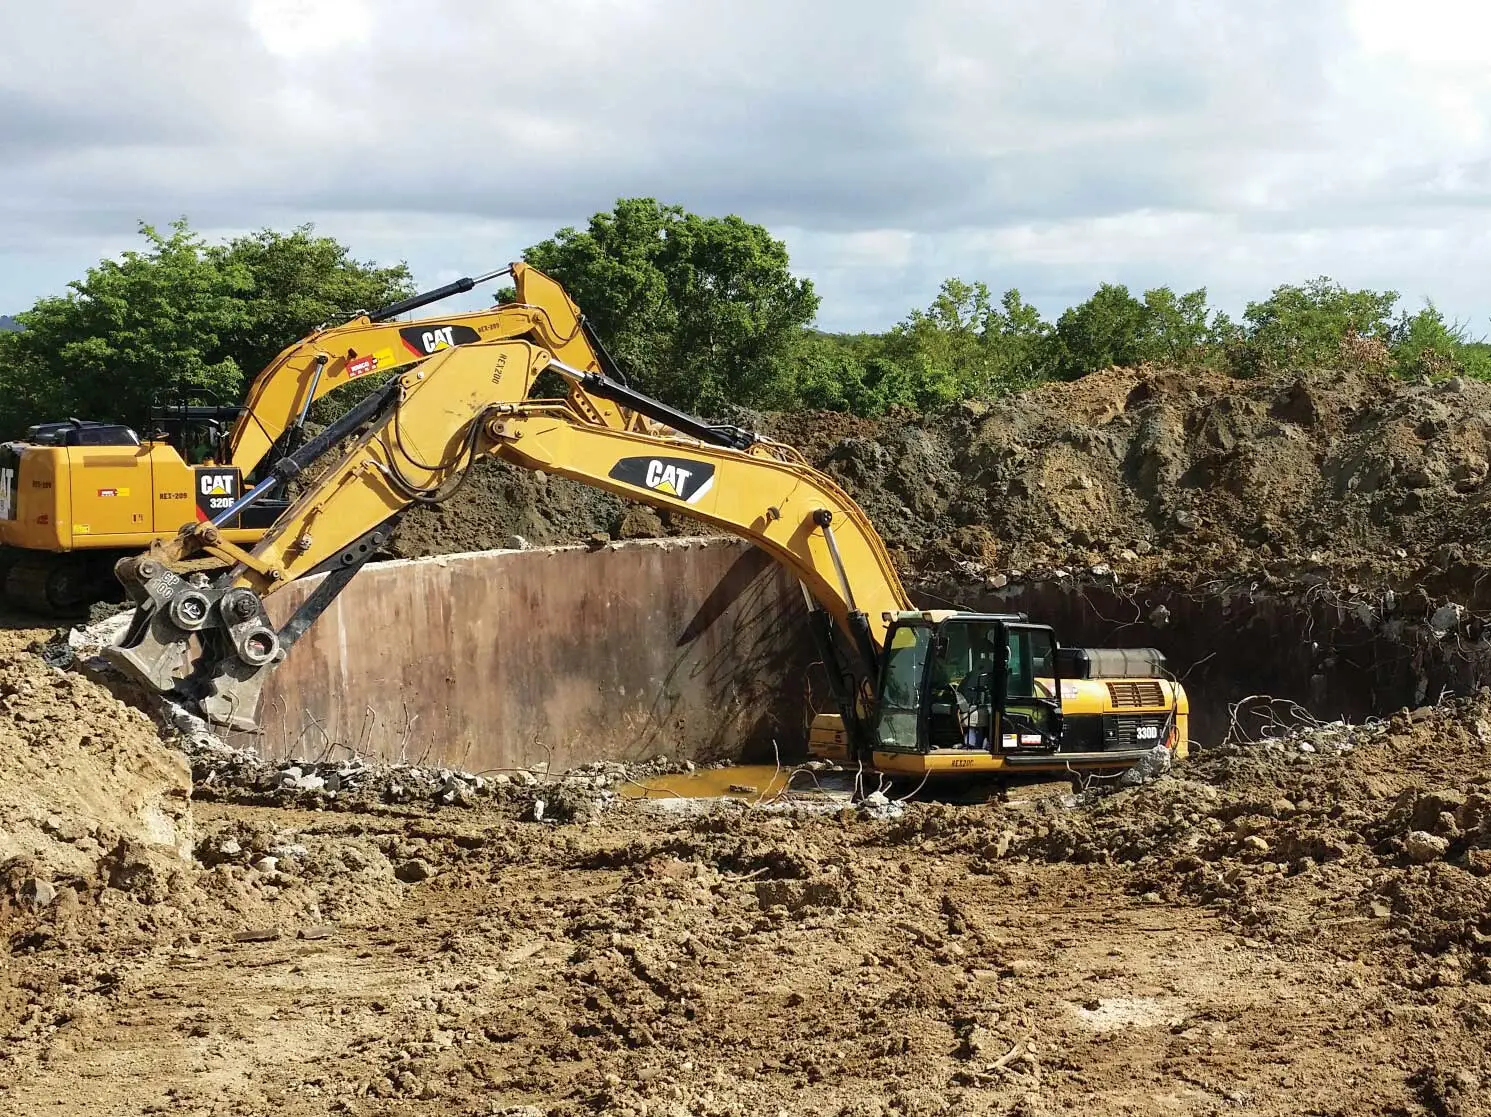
[1104,714,1169,750]
[1107,680,1166,708]
[1058,713,1168,753]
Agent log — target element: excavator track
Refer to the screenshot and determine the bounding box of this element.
[3,552,114,617]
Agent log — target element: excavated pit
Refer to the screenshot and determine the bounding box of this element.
[922,576,1491,746]
[228,532,1491,769]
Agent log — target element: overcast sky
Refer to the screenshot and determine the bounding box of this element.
[3,0,1490,333]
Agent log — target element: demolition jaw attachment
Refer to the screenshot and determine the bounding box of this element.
[105,556,282,733]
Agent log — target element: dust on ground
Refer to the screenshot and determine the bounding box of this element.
[3,604,1489,1115]
[391,365,1491,604]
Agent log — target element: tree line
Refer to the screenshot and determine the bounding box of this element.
[2,200,1488,437]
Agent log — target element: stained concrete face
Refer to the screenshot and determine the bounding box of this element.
[244,538,813,771]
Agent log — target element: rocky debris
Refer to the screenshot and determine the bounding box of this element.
[872,690,1491,961]
[857,789,906,821]
[15,876,56,910]
[1431,602,1466,637]
[0,650,192,921]
[394,858,435,883]
[166,702,504,811]
[233,926,281,943]
[1116,743,1172,787]
[1405,830,1450,863]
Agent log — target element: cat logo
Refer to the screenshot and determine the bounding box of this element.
[193,467,242,523]
[607,456,716,505]
[398,323,481,357]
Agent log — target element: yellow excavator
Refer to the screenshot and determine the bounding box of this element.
[104,327,1189,780]
[0,264,608,612]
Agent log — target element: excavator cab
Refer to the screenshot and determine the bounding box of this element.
[146,391,244,465]
[873,613,1064,759]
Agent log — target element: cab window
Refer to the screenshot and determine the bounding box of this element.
[1005,628,1055,698]
[876,623,929,750]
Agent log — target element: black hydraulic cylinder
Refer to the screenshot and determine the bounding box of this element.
[213,379,401,527]
[847,609,880,681]
[369,277,477,322]
[580,318,629,385]
[271,378,400,482]
[277,516,402,652]
[579,372,756,451]
[806,609,859,725]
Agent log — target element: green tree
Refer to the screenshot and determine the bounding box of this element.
[1461,340,1491,380]
[1387,302,1485,380]
[1048,283,1152,379]
[1043,283,1220,380]
[1140,286,1215,364]
[877,280,1056,405]
[983,288,1054,390]
[208,225,413,377]
[882,278,993,407]
[0,220,412,437]
[0,221,250,434]
[523,198,819,413]
[1234,277,1399,375]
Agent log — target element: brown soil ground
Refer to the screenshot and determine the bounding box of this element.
[4,365,1491,1115]
[3,598,1488,1115]
[395,365,1491,602]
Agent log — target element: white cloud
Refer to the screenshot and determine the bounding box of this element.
[1,0,1488,335]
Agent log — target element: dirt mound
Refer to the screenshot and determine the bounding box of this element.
[382,365,1491,597]
[0,651,192,916]
[796,365,1491,590]
[390,458,714,558]
[882,690,1491,972]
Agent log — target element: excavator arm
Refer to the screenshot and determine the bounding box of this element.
[225,263,630,473]
[107,340,912,733]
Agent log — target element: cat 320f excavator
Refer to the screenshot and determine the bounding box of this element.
[0,264,608,613]
[105,326,1189,780]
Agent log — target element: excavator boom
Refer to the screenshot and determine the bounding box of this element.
[108,340,911,733]
[226,262,624,472]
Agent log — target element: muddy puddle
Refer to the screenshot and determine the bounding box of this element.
[618,763,859,814]
[618,764,793,800]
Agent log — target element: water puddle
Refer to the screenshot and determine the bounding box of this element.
[619,764,859,816]
[619,764,792,800]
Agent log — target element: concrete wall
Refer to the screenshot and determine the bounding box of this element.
[235,538,813,771]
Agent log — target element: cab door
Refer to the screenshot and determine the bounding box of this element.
[991,623,1064,754]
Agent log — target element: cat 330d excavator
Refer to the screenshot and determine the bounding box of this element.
[104,311,1189,781]
[0,265,608,613]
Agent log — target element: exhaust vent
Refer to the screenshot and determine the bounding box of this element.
[1106,680,1166,708]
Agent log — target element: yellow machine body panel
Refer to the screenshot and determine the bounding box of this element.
[807,717,852,764]
[0,443,261,552]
